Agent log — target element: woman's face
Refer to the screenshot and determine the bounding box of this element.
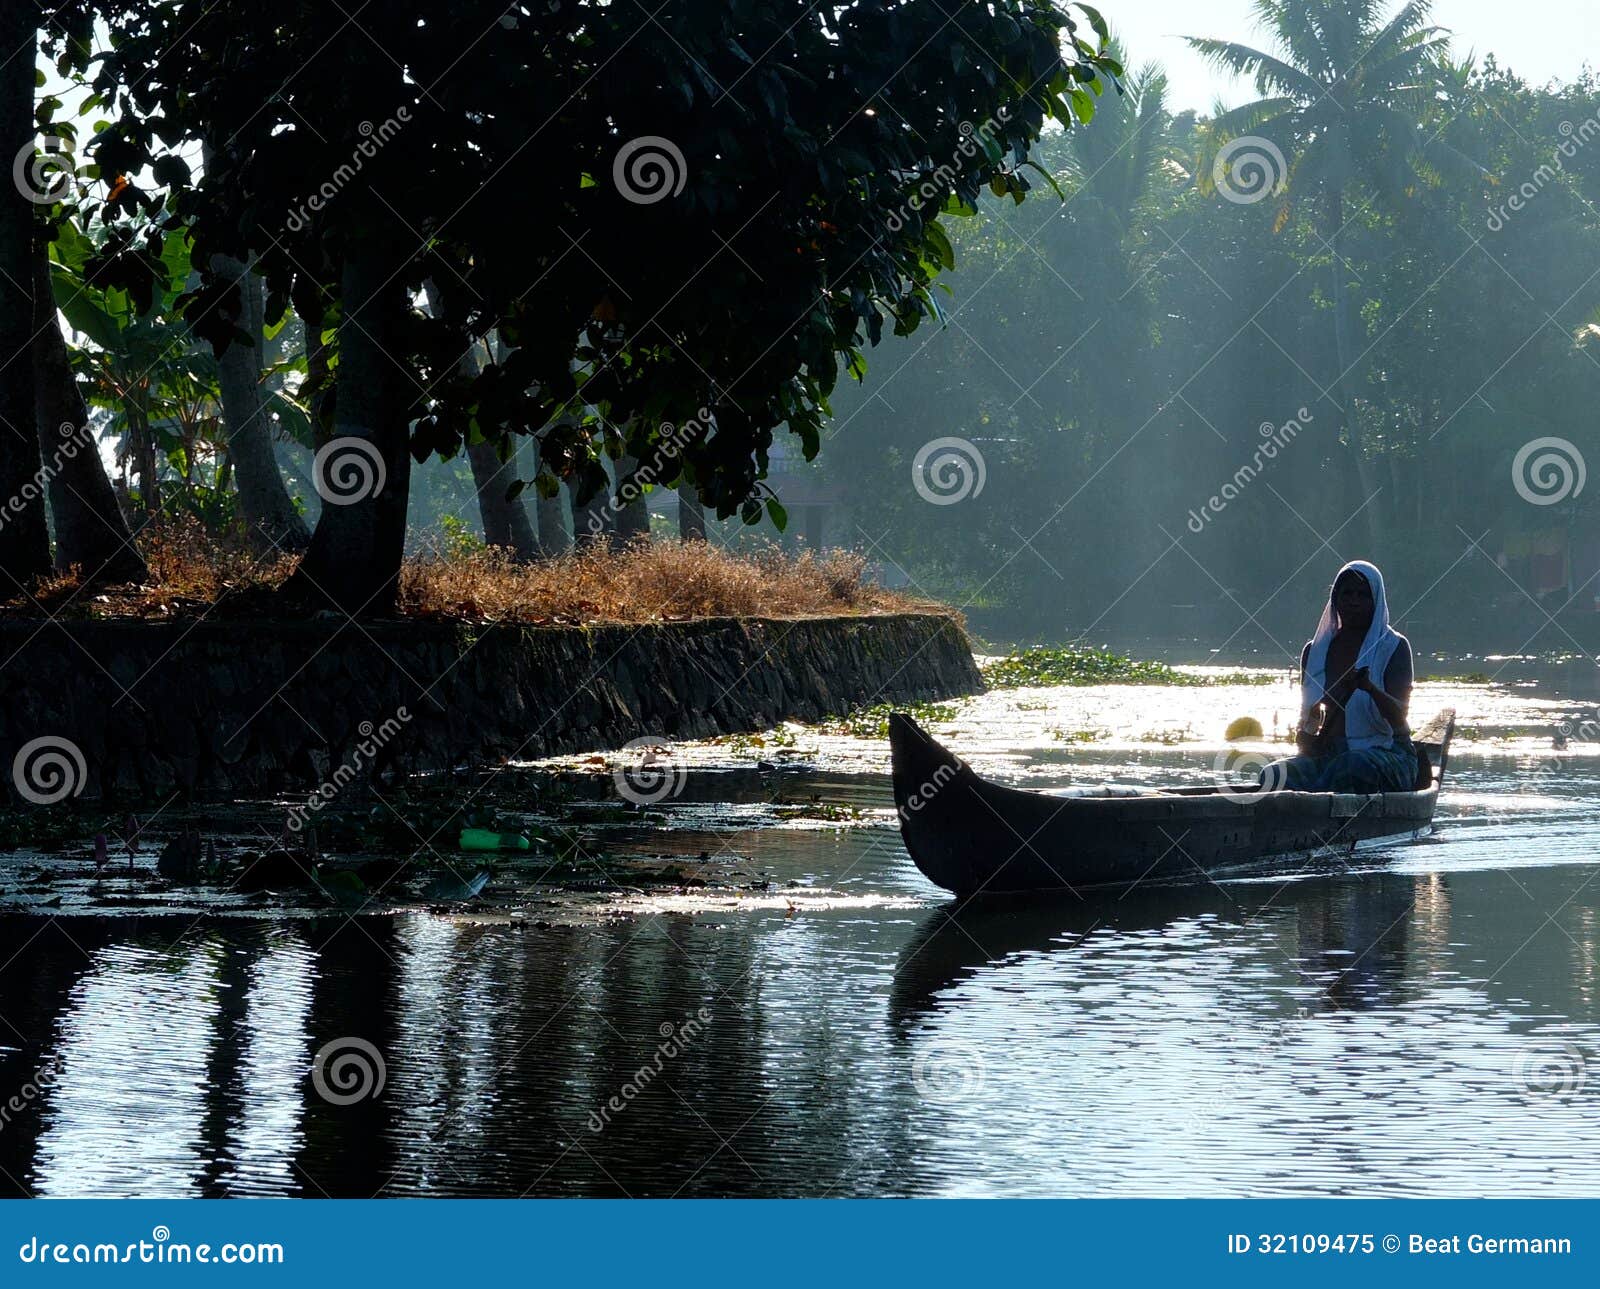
[1335,571,1374,628]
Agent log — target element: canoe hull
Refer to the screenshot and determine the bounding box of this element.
[888,712,1453,896]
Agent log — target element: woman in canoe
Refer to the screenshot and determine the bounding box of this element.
[1261,559,1417,793]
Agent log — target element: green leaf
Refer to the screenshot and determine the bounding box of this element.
[766,497,788,531]
[1076,3,1111,47]
[1018,158,1065,200]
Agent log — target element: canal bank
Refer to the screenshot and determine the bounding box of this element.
[0,613,980,803]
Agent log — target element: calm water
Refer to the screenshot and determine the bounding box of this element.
[2,658,1599,1197]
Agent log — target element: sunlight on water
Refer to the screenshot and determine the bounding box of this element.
[4,658,1600,1197]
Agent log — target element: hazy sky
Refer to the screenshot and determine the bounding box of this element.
[1113,0,1599,112]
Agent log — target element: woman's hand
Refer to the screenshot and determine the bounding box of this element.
[1350,666,1374,694]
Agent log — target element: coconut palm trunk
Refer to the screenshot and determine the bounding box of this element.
[1188,0,1460,555]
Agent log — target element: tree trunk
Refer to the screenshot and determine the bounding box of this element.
[212,251,311,553]
[31,254,148,584]
[421,279,540,561]
[1326,184,1377,552]
[532,440,570,556]
[612,452,650,547]
[466,438,541,559]
[0,4,52,591]
[281,227,410,615]
[569,470,612,548]
[126,404,160,520]
[677,483,705,541]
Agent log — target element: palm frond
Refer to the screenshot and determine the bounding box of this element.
[1185,35,1324,99]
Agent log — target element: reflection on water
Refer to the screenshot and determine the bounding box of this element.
[1,665,1599,1198]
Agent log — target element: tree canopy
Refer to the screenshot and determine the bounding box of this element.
[31,0,1119,610]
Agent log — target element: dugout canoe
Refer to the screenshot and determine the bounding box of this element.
[888,708,1455,896]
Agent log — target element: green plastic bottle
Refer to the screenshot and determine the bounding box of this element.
[458,828,531,852]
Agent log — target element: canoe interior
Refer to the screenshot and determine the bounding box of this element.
[889,708,1456,897]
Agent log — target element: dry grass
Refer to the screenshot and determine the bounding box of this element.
[10,515,946,624]
[400,540,942,623]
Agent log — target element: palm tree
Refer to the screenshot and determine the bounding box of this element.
[1063,47,1176,243]
[1187,0,1460,546]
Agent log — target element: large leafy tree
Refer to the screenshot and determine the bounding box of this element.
[0,1,52,590]
[53,0,1119,613]
[1187,0,1463,546]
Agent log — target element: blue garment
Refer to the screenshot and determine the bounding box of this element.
[1260,735,1418,794]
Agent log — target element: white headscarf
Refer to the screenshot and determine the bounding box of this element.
[1301,559,1402,752]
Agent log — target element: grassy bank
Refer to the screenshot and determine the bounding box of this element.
[12,518,947,624]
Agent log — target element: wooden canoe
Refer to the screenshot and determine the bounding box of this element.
[888,708,1455,896]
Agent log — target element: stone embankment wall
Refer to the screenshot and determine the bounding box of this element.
[0,613,981,802]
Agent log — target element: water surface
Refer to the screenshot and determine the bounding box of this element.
[1,659,1597,1197]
